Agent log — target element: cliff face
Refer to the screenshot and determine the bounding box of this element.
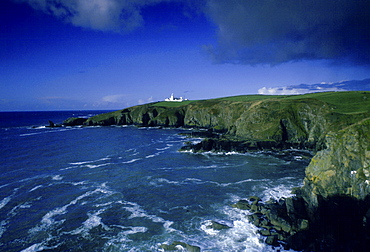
[301,118,370,217]
[230,119,370,251]
[67,92,370,250]
[84,104,186,127]
[83,96,337,151]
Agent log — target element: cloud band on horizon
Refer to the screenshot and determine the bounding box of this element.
[258,78,370,95]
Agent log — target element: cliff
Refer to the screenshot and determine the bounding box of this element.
[79,91,370,152]
[64,91,370,250]
[232,118,370,251]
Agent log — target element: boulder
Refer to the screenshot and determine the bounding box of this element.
[206,221,231,230]
[160,241,200,252]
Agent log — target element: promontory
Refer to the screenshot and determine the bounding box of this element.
[64,91,370,251]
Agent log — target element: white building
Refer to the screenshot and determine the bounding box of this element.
[165,93,188,102]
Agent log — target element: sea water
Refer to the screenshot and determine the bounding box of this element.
[0,111,309,251]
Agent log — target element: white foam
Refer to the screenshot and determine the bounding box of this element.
[122,158,141,164]
[20,239,60,252]
[19,128,73,137]
[84,213,102,229]
[0,195,12,210]
[51,175,63,180]
[29,185,43,192]
[123,202,176,233]
[0,183,10,189]
[69,157,111,165]
[199,206,266,251]
[21,243,45,252]
[9,201,32,217]
[218,178,269,187]
[71,181,87,186]
[59,165,76,171]
[41,183,113,226]
[184,178,203,183]
[150,178,180,187]
[86,163,110,169]
[103,226,148,250]
[146,151,164,158]
[0,220,8,238]
[156,146,170,151]
[68,208,110,237]
[261,184,296,202]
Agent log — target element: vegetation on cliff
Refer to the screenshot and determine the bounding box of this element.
[63,91,370,251]
[77,91,370,152]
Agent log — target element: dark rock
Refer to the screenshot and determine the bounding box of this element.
[231,200,250,210]
[63,117,87,126]
[68,92,370,251]
[258,229,271,236]
[250,204,260,213]
[265,235,278,246]
[160,241,201,252]
[46,120,62,127]
[207,221,231,230]
[248,196,261,203]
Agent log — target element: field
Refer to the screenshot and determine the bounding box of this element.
[153,91,370,114]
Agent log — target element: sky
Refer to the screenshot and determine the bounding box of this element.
[1,0,369,111]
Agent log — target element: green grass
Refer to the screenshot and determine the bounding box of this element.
[281,91,370,114]
[87,110,122,121]
[150,91,370,114]
[214,94,290,102]
[153,100,197,107]
[212,91,370,114]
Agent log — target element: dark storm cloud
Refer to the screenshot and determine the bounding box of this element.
[15,0,370,65]
[204,0,370,65]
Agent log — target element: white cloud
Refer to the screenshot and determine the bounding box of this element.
[138,96,154,104]
[102,94,128,103]
[258,78,370,95]
[18,0,159,32]
[258,87,343,95]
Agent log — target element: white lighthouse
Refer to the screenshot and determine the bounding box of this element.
[165,93,188,102]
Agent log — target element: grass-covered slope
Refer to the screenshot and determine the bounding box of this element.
[75,92,370,250]
[82,91,370,150]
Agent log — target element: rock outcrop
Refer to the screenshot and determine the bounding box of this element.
[80,96,338,151]
[63,91,370,250]
[62,117,87,126]
[78,92,369,153]
[160,241,201,252]
[235,118,370,251]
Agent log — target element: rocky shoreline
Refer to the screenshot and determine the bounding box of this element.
[231,118,370,251]
[60,92,370,251]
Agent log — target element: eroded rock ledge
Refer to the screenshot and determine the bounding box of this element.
[234,119,370,251]
[62,92,370,251]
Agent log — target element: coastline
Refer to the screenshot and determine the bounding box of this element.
[61,92,370,251]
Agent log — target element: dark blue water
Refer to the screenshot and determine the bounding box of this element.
[0,111,308,251]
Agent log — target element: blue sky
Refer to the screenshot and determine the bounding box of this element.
[1,0,369,111]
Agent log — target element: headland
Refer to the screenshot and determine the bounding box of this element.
[64,91,370,251]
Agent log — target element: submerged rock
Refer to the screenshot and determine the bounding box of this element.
[206,221,231,230]
[160,241,201,252]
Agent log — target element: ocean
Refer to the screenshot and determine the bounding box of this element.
[0,111,310,251]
